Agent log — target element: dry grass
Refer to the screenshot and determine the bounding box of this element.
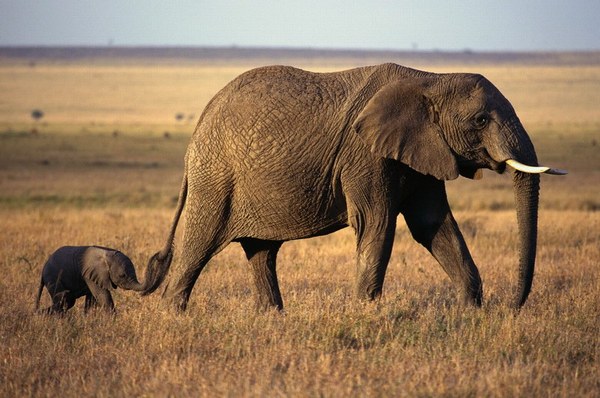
[0,55,598,397]
[1,208,598,397]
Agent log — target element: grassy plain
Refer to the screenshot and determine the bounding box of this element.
[0,51,598,397]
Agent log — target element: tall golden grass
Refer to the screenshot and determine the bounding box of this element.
[0,55,598,396]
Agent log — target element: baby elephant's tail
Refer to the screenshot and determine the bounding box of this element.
[141,171,187,295]
[34,277,44,312]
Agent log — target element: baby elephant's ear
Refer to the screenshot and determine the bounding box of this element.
[353,79,459,180]
[81,248,113,290]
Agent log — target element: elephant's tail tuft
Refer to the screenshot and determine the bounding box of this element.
[141,249,173,295]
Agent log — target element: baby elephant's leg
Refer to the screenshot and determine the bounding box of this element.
[84,293,98,313]
[44,290,76,314]
[43,279,76,314]
[87,283,115,312]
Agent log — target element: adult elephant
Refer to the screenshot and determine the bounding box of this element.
[142,63,565,311]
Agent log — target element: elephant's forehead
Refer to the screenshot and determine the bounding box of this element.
[474,78,507,104]
[447,79,507,113]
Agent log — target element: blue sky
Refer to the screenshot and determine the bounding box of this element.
[1,0,598,51]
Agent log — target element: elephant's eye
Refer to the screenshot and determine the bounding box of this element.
[474,114,489,128]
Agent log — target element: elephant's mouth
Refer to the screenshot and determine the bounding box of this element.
[458,150,567,178]
[491,160,506,174]
[472,143,567,176]
[485,158,567,176]
[481,148,507,174]
[457,149,506,178]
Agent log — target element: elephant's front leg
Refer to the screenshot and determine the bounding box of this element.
[352,211,397,301]
[402,178,482,306]
[84,293,98,313]
[86,283,116,312]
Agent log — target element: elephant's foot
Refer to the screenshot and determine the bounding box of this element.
[461,283,483,307]
[356,279,384,301]
[254,294,284,313]
[163,285,191,312]
[37,306,67,316]
[167,294,189,312]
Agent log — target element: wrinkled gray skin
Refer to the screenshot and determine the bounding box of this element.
[35,246,144,314]
[144,63,547,311]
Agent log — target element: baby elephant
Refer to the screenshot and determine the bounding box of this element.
[35,246,145,314]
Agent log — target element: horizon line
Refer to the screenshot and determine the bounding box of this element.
[0,44,599,55]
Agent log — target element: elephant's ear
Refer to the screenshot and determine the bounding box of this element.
[81,248,114,290]
[353,80,459,180]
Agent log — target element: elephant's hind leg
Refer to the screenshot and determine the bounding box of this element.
[166,250,217,312]
[48,291,76,314]
[45,279,76,314]
[165,185,236,311]
[165,227,231,312]
[240,238,284,311]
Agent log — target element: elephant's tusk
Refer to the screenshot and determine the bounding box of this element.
[506,159,568,175]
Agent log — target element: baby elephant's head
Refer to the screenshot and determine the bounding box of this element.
[106,251,145,292]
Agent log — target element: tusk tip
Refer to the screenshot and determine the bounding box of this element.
[545,168,568,175]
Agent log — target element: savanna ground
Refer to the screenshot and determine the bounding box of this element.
[0,50,598,397]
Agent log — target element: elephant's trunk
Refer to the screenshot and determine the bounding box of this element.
[487,118,565,308]
[119,278,145,292]
[127,280,146,292]
[511,170,540,308]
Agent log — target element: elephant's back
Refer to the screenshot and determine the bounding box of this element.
[193,63,416,151]
[192,65,369,161]
[214,65,348,131]
[42,246,86,281]
[187,66,348,180]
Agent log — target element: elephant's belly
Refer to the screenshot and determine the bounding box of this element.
[234,217,349,242]
[231,179,349,241]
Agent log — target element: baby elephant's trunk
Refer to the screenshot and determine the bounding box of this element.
[122,279,145,292]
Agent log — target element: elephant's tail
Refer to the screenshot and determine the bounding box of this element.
[141,170,188,295]
[34,276,44,312]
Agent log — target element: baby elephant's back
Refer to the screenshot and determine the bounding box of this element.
[42,246,87,284]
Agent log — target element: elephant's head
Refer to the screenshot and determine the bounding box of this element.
[83,248,145,292]
[354,73,566,308]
